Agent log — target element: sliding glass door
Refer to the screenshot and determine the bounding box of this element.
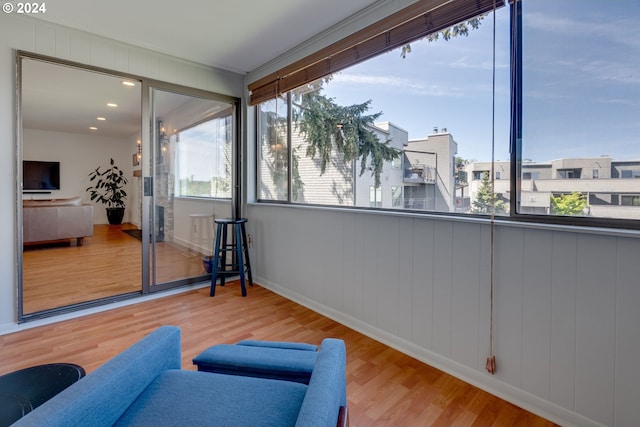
[147,87,237,291]
[17,52,240,321]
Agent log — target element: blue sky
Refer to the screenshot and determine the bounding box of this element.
[322,0,640,163]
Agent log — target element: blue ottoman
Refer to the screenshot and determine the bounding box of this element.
[193,340,318,384]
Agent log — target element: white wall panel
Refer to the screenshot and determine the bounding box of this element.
[614,237,640,427]
[54,29,70,60]
[68,32,90,64]
[477,225,492,372]
[397,217,415,341]
[340,213,357,314]
[493,227,524,388]
[521,229,552,400]
[90,38,119,70]
[549,232,577,411]
[324,214,344,309]
[432,220,453,357]
[575,235,616,426]
[410,218,434,349]
[450,222,480,369]
[376,216,399,334]
[361,215,379,327]
[34,23,55,56]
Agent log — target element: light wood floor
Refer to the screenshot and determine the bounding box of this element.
[22,224,205,313]
[1,284,557,427]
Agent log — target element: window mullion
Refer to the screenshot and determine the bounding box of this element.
[287,92,293,203]
[509,0,522,216]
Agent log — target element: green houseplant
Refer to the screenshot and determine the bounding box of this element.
[86,158,128,225]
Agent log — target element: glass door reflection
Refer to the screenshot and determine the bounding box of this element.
[149,88,234,289]
[20,56,142,316]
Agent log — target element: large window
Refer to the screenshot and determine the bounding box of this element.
[176,115,232,199]
[516,0,640,224]
[257,3,508,213]
[255,0,640,228]
[258,96,288,201]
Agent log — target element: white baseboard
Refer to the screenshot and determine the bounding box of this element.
[255,275,605,427]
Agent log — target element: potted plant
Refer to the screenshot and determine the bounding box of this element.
[86,158,128,225]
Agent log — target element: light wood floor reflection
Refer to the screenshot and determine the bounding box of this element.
[1,285,557,427]
[22,224,206,314]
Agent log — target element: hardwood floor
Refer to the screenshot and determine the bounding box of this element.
[1,284,558,427]
[22,224,205,313]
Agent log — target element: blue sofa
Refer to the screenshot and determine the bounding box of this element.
[12,326,347,427]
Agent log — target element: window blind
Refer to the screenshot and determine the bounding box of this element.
[248,0,504,105]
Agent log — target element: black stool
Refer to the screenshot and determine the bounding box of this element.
[210,218,253,297]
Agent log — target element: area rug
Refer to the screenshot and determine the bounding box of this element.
[122,229,143,241]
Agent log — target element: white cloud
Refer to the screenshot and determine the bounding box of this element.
[330,73,464,97]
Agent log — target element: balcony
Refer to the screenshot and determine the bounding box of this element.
[404,165,436,184]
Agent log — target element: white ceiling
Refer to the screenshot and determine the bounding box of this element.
[30,0,379,74]
[21,0,380,138]
[22,58,143,138]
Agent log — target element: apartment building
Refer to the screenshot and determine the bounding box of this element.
[468,157,640,219]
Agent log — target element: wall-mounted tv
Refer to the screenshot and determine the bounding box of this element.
[23,160,60,191]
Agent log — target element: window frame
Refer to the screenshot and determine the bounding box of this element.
[509,0,639,230]
[253,0,640,231]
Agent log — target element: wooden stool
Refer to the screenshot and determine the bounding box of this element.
[210,218,253,297]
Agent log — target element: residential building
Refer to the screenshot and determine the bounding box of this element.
[467,157,640,219]
[404,128,458,212]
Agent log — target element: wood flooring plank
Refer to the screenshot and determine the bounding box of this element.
[0,284,558,427]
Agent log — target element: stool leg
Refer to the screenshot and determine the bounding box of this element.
[220,223,228,287]
[210,223,223,297]
[240,222,253,287]
[235,224,247,297]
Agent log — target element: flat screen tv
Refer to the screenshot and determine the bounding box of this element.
[23,160,60,191]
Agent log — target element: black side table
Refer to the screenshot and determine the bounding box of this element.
[0,363,85,427]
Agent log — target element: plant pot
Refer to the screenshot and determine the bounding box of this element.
[202,256,213,274]
[106,207,125,225]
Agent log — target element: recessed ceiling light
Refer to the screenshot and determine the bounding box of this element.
[122,81,136,87]
[97,117,106,121]
[89,126,98,131]
[107,103,118,108]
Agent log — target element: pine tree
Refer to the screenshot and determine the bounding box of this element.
[295,91,400,188]
[472,172,506,214]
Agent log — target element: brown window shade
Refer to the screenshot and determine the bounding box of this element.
[248,0,504,106]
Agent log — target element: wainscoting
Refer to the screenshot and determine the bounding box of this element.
[248,203,640,427]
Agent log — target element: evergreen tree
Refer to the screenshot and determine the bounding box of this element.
[472,171,506,214]
[295,91,400,188]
